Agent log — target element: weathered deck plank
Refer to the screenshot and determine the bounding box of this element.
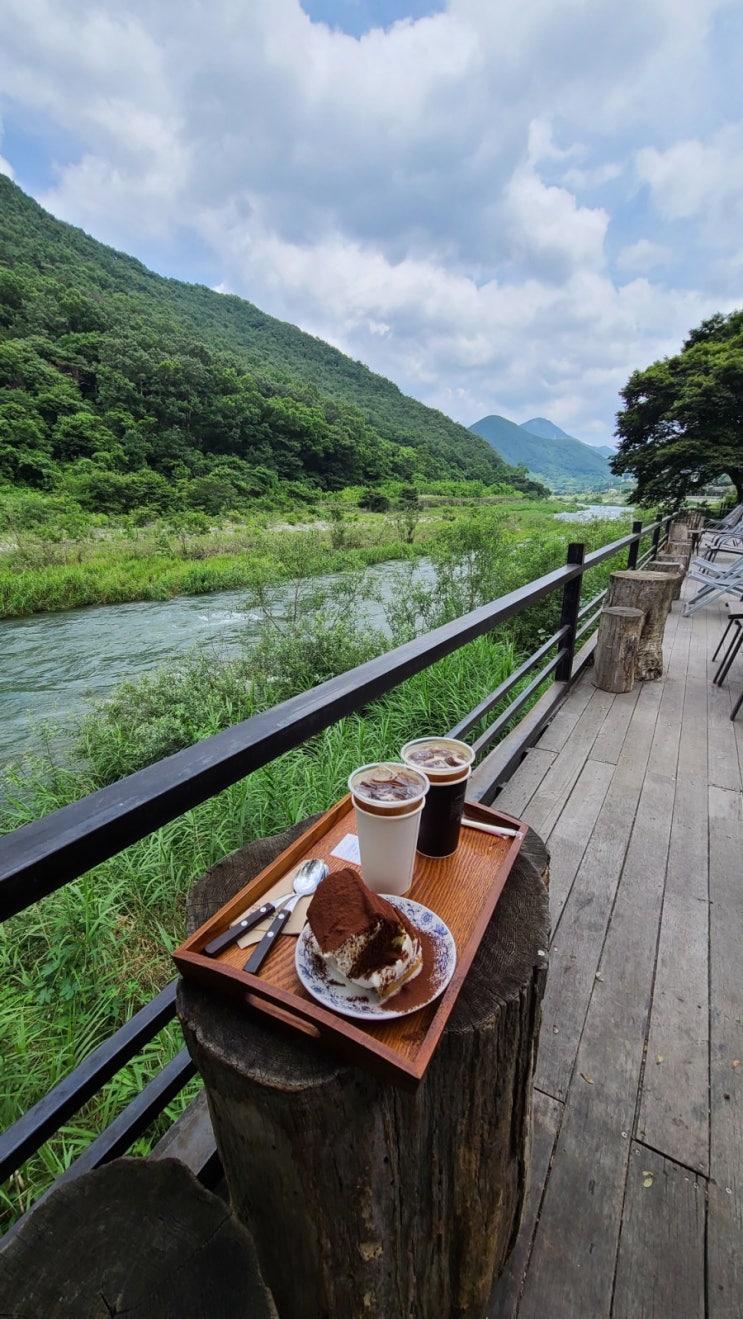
[494,747,556,819]
[534,683,663,1102]
[535,678,596,753]
[589,683,640,766]
[612,1146,705,1319]
[541,757,613,925]
[521,765,675,1316]
[486,1091,562,1319]
[707,784,743,1315]
[707,651,742,791]
[636,890,709,1174]
[637,623,710,1173]
[519,687,615,838]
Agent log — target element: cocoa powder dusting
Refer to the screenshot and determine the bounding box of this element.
[379,930,441,1012]
[307,865,417,953]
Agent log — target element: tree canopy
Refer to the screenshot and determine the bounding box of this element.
[612,310,743,506]
[0,174,547,515]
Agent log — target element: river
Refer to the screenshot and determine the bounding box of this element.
[553,504,631,522]
[1,507,633,770]
[0,561,428,769]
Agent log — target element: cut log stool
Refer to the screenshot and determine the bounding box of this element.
[177,819,550,1319]
[594,606,645,692]
[0,1158,278,1318]
[650,556,686,601]
[667,539,693,570]
[605,570,676,680]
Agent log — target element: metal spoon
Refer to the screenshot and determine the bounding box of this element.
[204,858,327,957]
[243,858,328,974]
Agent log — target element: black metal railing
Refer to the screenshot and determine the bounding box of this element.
[0,513,671,1204]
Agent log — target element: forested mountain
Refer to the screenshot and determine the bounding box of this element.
[0,175,544,514]
[520,417,572,441]
[469,412,617,492]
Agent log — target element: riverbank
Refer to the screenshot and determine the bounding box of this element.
[0,512,427,618]
[0,496,623,619]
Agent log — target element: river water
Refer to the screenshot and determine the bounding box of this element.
[1,507,632,770]
[0,561,426,769]
[553,504,631,522]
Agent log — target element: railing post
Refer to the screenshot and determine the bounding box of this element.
[627,520,643,569]
[555,542,585,682]
[650,521,662,561]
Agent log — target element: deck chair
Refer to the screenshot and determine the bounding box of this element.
[704,502,743,532]
[682,553,743,615]
[701,530,743,560]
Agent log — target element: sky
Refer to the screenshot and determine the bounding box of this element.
[1,1,742,448]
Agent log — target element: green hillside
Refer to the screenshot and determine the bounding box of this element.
[469,413,616,492]
[0,175,544,514]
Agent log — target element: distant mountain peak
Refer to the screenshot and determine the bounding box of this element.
[469,412,619,493]
[520,417,572,441]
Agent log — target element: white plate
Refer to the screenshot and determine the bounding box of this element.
[294,895,457,1021]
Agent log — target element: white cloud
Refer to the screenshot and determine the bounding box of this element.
[616,238,673,274]
[636,123,743,241]
[503,164,609,278]
[0,0,739,443]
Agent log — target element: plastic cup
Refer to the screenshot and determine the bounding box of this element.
[348,763,428,894]
[400,737,475,858]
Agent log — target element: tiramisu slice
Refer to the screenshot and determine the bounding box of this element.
[306,867,423,1001]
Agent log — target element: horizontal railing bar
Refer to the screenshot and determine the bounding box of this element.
[0,562,579,920]
[637,548,656,568]
[54,1049,196,1186]
[578,588,606,620]
[582,532,635,568]
[0,981,178,1183]
[448,626,569,741]
[582,516,667,572]
[472,650,566,758]
[576,607,604,640]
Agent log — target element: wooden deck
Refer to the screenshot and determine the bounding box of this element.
[488,587,743,1318]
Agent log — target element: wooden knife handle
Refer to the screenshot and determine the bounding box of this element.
[204,903,275,956]
[242,904,295,974]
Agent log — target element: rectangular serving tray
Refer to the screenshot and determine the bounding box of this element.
[173,795,525,1089]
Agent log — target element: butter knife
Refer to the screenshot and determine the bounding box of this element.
[243,892,302,974]
[203,894,292,957]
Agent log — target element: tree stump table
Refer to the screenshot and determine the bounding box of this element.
[605,570,676,680]
[177,818,549,1319]
[594,605,644,692]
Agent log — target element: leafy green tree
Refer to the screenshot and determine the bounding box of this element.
[0,402,54,487]
[52,413,117,462]
[613,310,743,505]
[358,488,390,512]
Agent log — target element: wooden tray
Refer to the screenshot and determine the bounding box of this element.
[173,796,525,1089]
